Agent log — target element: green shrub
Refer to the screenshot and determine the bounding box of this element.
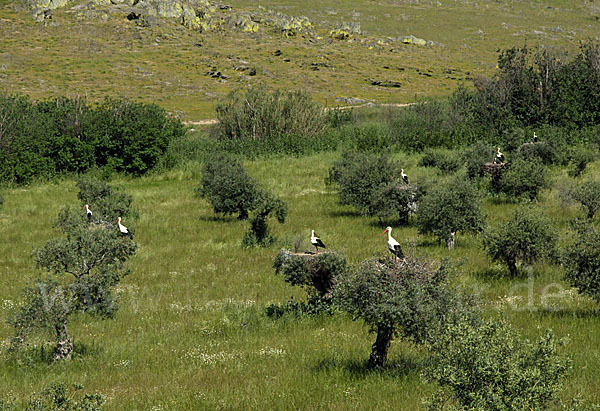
[493,158,550,200]
[273,249,347,299]
[569,180,600,219]
[216,86,327,142]
[563,222,600,302]
[76,176,135,221]
[347,123,391,152]
[462,141,496,179]
[418,148,462,174]
[196,153,260,220]
[567,145,597,177]
[370,182,419,225]
[417,177,485,248]
[327,151,400,216]
[242,189,288,247]
[335,256,471,368]
[423,318,571,410]
[0,381,104,410]
[483,207,557,277]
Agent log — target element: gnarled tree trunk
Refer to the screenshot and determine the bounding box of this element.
[368,326,394,368]
[446,232,456,250]
[53,321,73,361]
[507,257,518,278]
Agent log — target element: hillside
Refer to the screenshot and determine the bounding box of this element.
[1,0,599,119]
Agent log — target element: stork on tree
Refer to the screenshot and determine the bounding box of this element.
[311,230,326,254]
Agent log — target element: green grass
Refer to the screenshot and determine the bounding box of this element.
[1,152,600,408]
[1,0,599,120]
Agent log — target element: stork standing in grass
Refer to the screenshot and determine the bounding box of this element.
[382,226,403,259]
[494,147,505,164]
[84,204,93,222]
[311,230,326,254]
[401,169,409,184]
[533,131,538,142]
[115,217,133,240]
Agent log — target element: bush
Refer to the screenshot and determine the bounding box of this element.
[273,249,347,299]
[462,141,496,179]
[423,318,571,410]
[569,180,600,219]
[418,148,462,174]
[327,151,400,216]
[0,381,104,410]
[417,177,485,248]
[493,157,550,200]
[76,176,135,222]
[0,94,185,184]
[370,182,419,225]
[563,222,600,302]
[568,145,597,177]
[196,153,260,220]
[334,256,472,368]
[216,86,327,142]
[346,122,391,152]
[483,207,557,277]
[242,189,288,247]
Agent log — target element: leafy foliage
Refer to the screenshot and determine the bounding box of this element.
[418,148,462,174]
[423,318,571,410]
[0,94,184,185]
[242,190,288,247]
[334,256,472,368]
[0,381,104,410]
[568,180,600,220]
[417,177,485,247]
[273,249,347,299]
[563,222,600,302]
[197,153,260,219]
[568,145,597,177]
[10,189,137,361]
[370,183,419,225]
[492,158,550,200]
[76,176,136,221]
[462,141,496,179]
[327,151,400,216]
[216,86,327,142]
[483,207,557,277]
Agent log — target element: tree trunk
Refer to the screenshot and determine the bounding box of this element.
[587,208,595,220]
[507,258,518,278]
[368,326,394,368]
[446,232,455,250]
[53,321,73,361]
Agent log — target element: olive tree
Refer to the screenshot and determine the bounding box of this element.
[423,318,571,410]
[483,207,556,277]
[334,256,470,368]
[493,158,550,200]
[11,206,137,361]
[417,177,485,249]
[563,222,600,302]
[326,151,400,216]
[370,183,420,226]
[196,153,260,220]
[76,175,136,222]
[569,180,600,220]
[242,189,287,247]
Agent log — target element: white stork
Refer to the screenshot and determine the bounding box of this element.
[401,169,409,184]
[311,230,326,254]
[84,204,93,222]
[114,217,133,240]
[382,226,403,259]
[533,131,538,142]
[495,147,505,164]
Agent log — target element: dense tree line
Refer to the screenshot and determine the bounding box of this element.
[0,95,185,185]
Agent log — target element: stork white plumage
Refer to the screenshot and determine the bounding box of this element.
[84,204,93,222]
[382,226,403,259]
[401,169,409,184]
[114,217,133,240]
[495,147,505,164]
[311,230,326,254]
[533,131,538,142]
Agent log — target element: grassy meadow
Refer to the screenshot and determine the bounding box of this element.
[1,148,600,409]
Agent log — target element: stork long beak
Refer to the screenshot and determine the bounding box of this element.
[382,228,388,235]
[114,219,118,223]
